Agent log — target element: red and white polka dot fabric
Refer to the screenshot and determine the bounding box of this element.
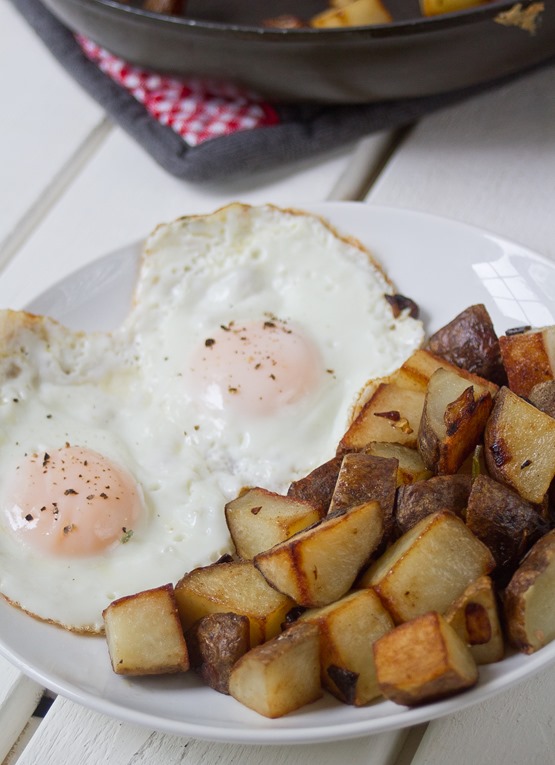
[78,36,279,147]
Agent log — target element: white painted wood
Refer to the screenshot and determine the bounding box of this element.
[13,697,151,765]
[14,695,408,765]
[0,656,43,764]
[410,669,555,765]
[367,63,555,262]
[0,1,104,256]
[0,125,387,309]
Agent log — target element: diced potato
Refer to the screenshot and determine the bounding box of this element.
[426,304,506,385]
[255,500,384,608]
[359,511,495,623]
[373,611,478,706]
[484,386,555,504]
[225,487,320,559]
[174,561,294,646]
[444,576,504,664]
[103,583,189,676]
[499,326,555,398]
[420,0,487,17]
[344,349,497,454]
[311,0,392,28]
[505,529,555,654]
[328,453,397,541]
[364,441,432,486]
[418,367,494,474]
[228,622,322,718]
[395,349,497,398]
[185,612,250,694]
[300,588,394,705]
[396,474,472,534]
[465,474,548,581]
[287,455,343,517]
[339,382,425,452]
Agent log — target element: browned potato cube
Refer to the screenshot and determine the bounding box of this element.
[484,386,555,504]
[300,588,394,705]
[420,0,488,16]
[328,453,397,541]
[186,612,250,694]
[499,326,555,398]
[287,455,343,517]
[359,511,495,623]
[395,349,497,398]
[505,529,555,654]
[396,474,472,534]
[418,367,495,474]
[255,500,384,608]
[228,622,322,718]
[373,611,478,706]
[364,442,432,486]
[103,584,189,676]
[311,0,392,28]
[444,576,504,664]
[465,474,548,581]
[426,304,506,386]
[225,488,320,559]
[175,561,294,646]
[339,382,425,452]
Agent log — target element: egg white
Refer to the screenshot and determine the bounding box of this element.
[0,205,424,633]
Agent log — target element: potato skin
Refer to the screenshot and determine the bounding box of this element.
[529,380,555,419]
[287,456,343,517]
[329,453,397,543]
[427,304,506,386]
[395,474,472,534]
[186,612,250,694]
[466,474,548,584]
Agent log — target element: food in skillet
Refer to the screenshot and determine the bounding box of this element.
[103,299,555,719]
[116,0,495,25]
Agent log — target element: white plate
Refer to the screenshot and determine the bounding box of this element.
[2,202,555,744]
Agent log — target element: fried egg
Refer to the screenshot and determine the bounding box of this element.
[0,204,424,633]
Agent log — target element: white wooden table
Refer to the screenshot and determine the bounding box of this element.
[2,1,555,761]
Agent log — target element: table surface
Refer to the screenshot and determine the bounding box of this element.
[2,1,555,762]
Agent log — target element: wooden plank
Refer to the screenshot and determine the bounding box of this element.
[0,656,43,764]
[14,696,408,765]
[367,63,555,261]
[0,1,104,258]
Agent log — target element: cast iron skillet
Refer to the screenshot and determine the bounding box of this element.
[40,0,553,103]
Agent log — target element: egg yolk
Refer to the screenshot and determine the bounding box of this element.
[4,445,143,558]
[187,319,323,417]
